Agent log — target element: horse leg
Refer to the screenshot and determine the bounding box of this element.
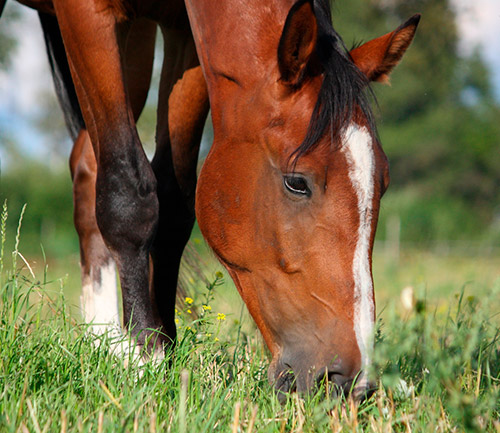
[150,25,209,339]
[70,130,120,334]
[69,19,156,337]
[53,1,162,354]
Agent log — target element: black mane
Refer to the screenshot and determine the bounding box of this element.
[291,0,377,164]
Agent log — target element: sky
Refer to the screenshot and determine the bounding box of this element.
[454,0,500,100]
[0,0,500,164]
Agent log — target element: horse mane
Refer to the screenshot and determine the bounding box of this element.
[290,0,377,164]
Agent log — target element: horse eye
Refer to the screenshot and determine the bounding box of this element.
[283,175,311,197]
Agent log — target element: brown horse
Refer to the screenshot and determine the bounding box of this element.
[3,0,419,399]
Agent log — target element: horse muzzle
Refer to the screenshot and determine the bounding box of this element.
[327,371,377,401]
[270,356,376,403]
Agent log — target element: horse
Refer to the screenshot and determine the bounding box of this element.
[2,0,419,399]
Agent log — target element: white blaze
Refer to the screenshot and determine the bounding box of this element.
[341,124,375,377]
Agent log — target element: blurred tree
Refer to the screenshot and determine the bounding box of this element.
[0,4,18,68]
[461,47,494,103]
[0,160,76,257]
[334,0,500,242]
[1,4,20,179]
[2,0,499,246]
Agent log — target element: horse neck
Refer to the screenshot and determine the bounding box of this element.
[185,0,295,101]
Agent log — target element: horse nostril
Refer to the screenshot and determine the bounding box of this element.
[354,381,377,402]
[274,368,296,403]
[323,373,376,401]
[324,372,354,397]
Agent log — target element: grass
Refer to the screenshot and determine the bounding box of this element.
[0,203,499,432]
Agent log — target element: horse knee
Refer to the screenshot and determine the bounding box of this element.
[95,161,159,254]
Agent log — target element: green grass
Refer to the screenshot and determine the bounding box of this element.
[372,246,500,320]
[1,204,499,432]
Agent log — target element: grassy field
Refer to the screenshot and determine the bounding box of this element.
[0,207,499,432]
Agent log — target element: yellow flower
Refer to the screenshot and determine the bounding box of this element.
[205,333,212,338]
[185,297,194,305]
[175,318,179,324]
[215,271,224,279]
[217,313,226,321]
[214,337,219,342]
[187,309,192,314]
[186,326,192,331]
[202,305,212,311]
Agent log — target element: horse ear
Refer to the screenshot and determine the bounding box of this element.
[278,0,318,87]
[350,14,421,84]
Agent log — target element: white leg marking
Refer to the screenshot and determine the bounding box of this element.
[341,124,375,380]
[81,261,164,367]
[80,260,121,337]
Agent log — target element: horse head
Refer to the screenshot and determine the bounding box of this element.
[193,0,419,399]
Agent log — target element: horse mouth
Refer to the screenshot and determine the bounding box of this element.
[274,366,297,403]
[326,372,376,401]
[273,367,376,403]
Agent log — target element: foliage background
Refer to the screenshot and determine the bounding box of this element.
[333,0,500,246]
[0,0,498,303]
[2,0,500,258]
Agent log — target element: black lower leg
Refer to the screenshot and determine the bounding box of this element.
[150,148,196,342]
[95,138,162,348]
